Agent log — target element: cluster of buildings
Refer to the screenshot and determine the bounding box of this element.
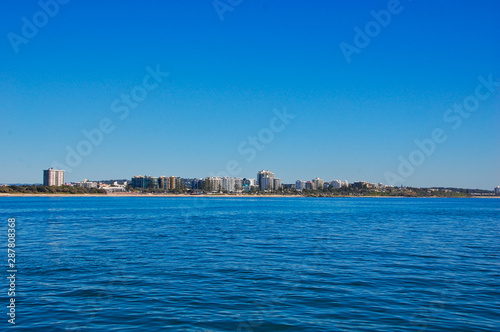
[296,178,343,191]
[74,179,98,188]
[128,170,281,193]
[204,176,250,192]
[128,170,384,193]
[41,168,500,195]
[37,168,407,194]
[74,179,127,193]
[130,175,185,191]
[42,169,125,193]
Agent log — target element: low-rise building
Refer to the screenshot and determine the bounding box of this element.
[352,181,370,189]
[242,178,256,192]
[74,179,98,188]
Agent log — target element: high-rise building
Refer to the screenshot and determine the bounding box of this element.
[131,175,147,188]
[495,186,500,196]
[219,177,244,192]
[222,177,233,192]
[234,178,243,192]
[131,175,158,189]
[257,170,275,191]
[205,177,223,192]
[43,168,65,186]
[260,177,273,191]
[191,178,204,190]
[182,178,202,190]
[159,176,170,191]
[273,178,282,191]
[150,177,159,189]
[175,177,183,190]
[169,176,177,190]
[329,180,342,189]
[312,178,324,190]
[295,180,305,191]
[182,178,195,189]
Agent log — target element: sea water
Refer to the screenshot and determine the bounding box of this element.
[0,197,498,331]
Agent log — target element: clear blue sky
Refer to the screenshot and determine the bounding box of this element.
[1,0,499,189]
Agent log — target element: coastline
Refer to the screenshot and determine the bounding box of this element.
[0,193,498,198]
[0,193,299,198]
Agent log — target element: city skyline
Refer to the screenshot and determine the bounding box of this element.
[23,167,499,192]
[1,159,496,190]
[21,167,494,195]
[1,1,499,189]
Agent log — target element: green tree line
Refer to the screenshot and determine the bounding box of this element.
[0,185,106,195]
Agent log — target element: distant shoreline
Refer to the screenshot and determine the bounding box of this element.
[0,193,498,198]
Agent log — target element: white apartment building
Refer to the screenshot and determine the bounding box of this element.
[43,168,65,186]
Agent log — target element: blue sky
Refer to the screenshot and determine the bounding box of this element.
[1,0,499,189]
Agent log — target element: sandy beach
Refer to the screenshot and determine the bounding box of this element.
[0,193,300,198]
[1,193,497,198]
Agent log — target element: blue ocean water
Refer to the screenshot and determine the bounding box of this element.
[0,197,499,331]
